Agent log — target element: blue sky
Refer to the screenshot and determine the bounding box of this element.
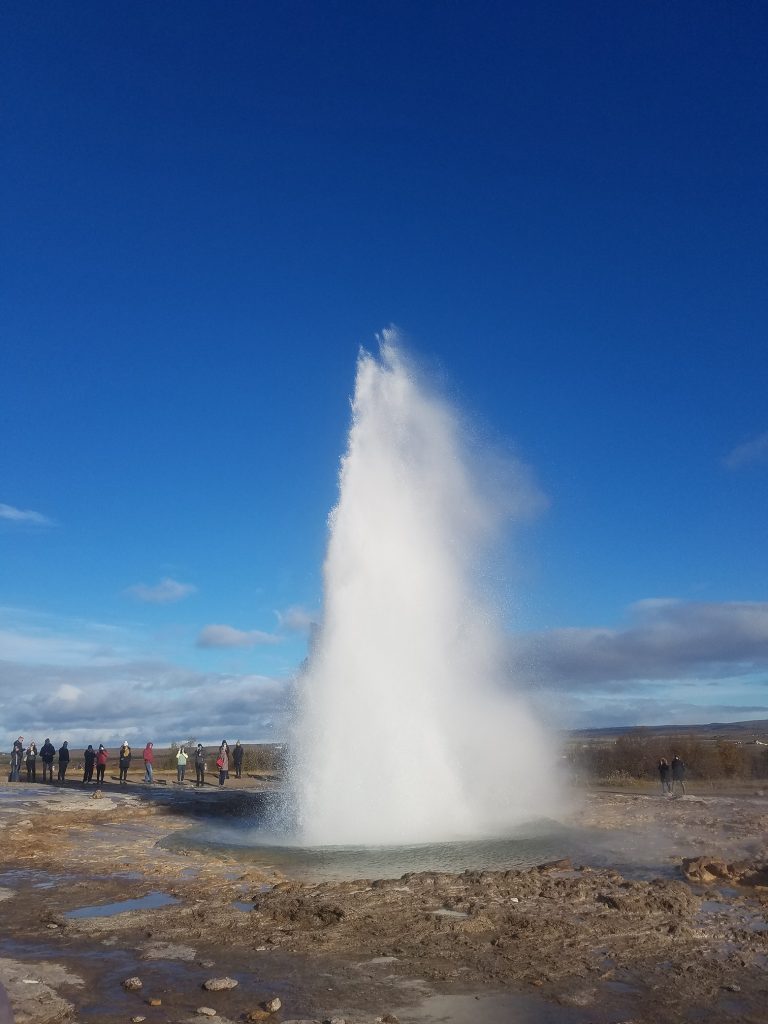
[2,1,767,743]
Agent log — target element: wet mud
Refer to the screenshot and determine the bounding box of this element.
[0,782,766,1023]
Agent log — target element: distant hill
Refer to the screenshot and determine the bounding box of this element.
[570,719,768,743]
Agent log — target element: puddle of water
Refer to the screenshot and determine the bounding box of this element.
[233,900,253,912]
[397,990,607,1024]
[604,980,640,995]
[65,891,179,918]
[0,868,65,886]
[697,898,768,934]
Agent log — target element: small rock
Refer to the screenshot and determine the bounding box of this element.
[92,789,103,799]
[122,977,143,991]
[131,1018,147,1023]
[262,997,282,1013]
[379,1016,400,1024]
[46,923,60,929]
[199,960,215,968]
[245,1012,270,1022]
[147,998,162,1006]
[203,977,238,991]
[537,857,572,872]
[723,983,742,992]
[197,1009,218,1017]
[556,989,595,1007]
[510,897,519,903]
[324,1017,346,1024]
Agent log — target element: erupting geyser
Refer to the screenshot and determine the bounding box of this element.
[291,332,563,846]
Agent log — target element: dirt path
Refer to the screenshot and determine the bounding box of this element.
[0,782,766,1024]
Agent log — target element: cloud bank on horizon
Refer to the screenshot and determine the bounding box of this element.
[1,597,767,745]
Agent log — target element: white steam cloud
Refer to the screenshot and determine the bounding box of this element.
[291,333,564,845]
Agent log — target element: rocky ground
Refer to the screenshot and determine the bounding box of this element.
[0,780,766,1024]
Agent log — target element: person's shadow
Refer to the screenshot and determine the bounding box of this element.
[0,981,14,1024]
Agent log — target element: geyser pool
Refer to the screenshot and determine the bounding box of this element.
[289,333,565,846]
[162,816,577,883]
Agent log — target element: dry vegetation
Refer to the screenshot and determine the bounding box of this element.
[569,727,768,784]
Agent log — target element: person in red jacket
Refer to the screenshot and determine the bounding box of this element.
[143,742,154,784]
[95,744,109,785]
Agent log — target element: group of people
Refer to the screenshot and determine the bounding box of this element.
[8,737,247,789]
[657,753,686,795]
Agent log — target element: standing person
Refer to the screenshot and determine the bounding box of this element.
[118,742,131,784]
[10,737,24,782]
[25,741,38,782]
[40,738,56,782]
[57,741,70,782]
[194,744,206,787]
[95,744,109,785]
[233,741,244,779]
[176,744,188,784]
[82,744,96,784]
[671,754,687,796]
[142,742,154,783]
[216,740,229,787]
[657,757,672,795]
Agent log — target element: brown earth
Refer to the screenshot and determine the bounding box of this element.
[0,781,767,1024]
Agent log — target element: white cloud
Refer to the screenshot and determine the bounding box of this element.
[197,624,282,648]
[124,577,197,604]
[0,503,53,526]
[275,605,317,633]
[52,683,84,704]
[723,431,768,470]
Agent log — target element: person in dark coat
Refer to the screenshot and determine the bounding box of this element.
[233,740,244,779]
[57,741,70,782]
[671,754,686,795]
[82,744,96,784]
[194,744,206,787]
[25,741,38,782]
[40,738,56,782]
[118,742,131,783]
[10,737,24,782]
[657,757,672,795]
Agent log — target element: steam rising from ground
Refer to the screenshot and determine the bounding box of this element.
[291,333,563,845]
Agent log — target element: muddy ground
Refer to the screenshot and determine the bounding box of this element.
[0,780,766,1024]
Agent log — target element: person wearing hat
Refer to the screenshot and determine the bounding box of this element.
[57,740,70,782]
[142,741,154,783]
[10,737,24,782]
[24,741,38,782]
[40,738,56,783]
[118,742,132,783]
[194,744,206,787]
[95,744,109,785]
[82,744,96,784]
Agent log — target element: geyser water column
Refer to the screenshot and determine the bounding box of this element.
[292,332,562,846]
